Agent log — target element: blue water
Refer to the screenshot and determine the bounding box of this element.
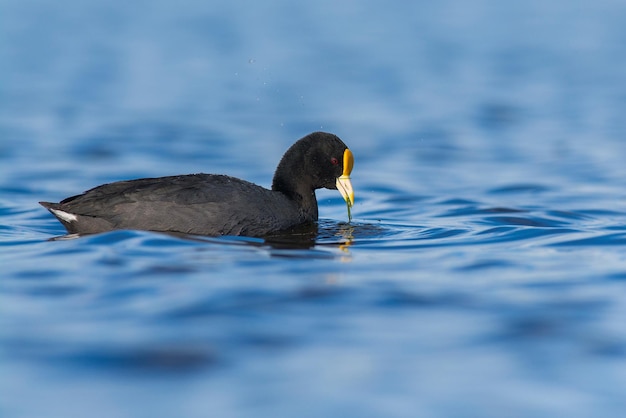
[3,0,626,416]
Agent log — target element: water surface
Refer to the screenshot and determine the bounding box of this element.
[2,1,626,417]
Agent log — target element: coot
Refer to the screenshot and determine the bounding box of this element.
[40,132,354,237]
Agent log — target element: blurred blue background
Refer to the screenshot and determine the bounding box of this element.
[2,1,626,417]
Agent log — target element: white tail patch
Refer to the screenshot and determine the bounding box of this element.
[50,208,78,223]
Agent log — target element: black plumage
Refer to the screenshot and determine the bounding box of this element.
[40,132,354,237]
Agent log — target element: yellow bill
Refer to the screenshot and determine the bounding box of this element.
[336,148,354,222]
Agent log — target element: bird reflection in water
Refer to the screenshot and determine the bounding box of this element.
[264,220,355,252]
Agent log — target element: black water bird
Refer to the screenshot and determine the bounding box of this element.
[40,132,354,237]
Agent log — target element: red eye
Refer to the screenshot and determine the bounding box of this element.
[330,157,339,165]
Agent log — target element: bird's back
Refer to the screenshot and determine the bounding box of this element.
[41,174,305,236]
